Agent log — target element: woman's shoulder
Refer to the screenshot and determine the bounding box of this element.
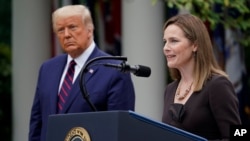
[205,74,235,94]
[207,74,232,85]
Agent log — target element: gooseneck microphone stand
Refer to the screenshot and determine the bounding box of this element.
[79,56,127,111]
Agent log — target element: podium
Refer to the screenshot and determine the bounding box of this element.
[46,110,207,141]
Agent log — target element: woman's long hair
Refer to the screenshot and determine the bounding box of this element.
[163,14,227,91]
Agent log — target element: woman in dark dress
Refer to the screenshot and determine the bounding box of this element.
[162,13,241,140]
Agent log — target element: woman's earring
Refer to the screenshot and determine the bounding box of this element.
[193,51,197,57]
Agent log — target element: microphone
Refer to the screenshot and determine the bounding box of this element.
[104,62,151,77]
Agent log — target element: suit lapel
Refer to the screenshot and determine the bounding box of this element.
[61,46,104,113]
[49,55,67,114]
[61,66,99,113]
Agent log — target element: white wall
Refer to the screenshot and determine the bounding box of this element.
[122,0,166,121]
[12,0,51,140]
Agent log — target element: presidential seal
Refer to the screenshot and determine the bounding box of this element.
[65,127,91,141]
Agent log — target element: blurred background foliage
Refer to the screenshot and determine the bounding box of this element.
[153,0,250,47]
[0,0,12,140]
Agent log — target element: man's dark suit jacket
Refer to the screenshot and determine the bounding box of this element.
[29,46,135,141]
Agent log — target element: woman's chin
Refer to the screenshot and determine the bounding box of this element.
[167,63,176,68]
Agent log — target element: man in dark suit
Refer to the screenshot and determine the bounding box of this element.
[29,5,135,141]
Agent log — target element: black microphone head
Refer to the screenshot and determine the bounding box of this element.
[134,65,151,77]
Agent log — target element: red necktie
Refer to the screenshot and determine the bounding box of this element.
[57,60,76,113]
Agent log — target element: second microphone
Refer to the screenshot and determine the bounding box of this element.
[104,62,151,77]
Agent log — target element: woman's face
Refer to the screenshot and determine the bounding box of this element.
[163,24,196,69]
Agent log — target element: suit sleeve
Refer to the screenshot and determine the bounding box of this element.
[28,66,43,141]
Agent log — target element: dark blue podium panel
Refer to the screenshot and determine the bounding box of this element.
[46,110,207,141]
